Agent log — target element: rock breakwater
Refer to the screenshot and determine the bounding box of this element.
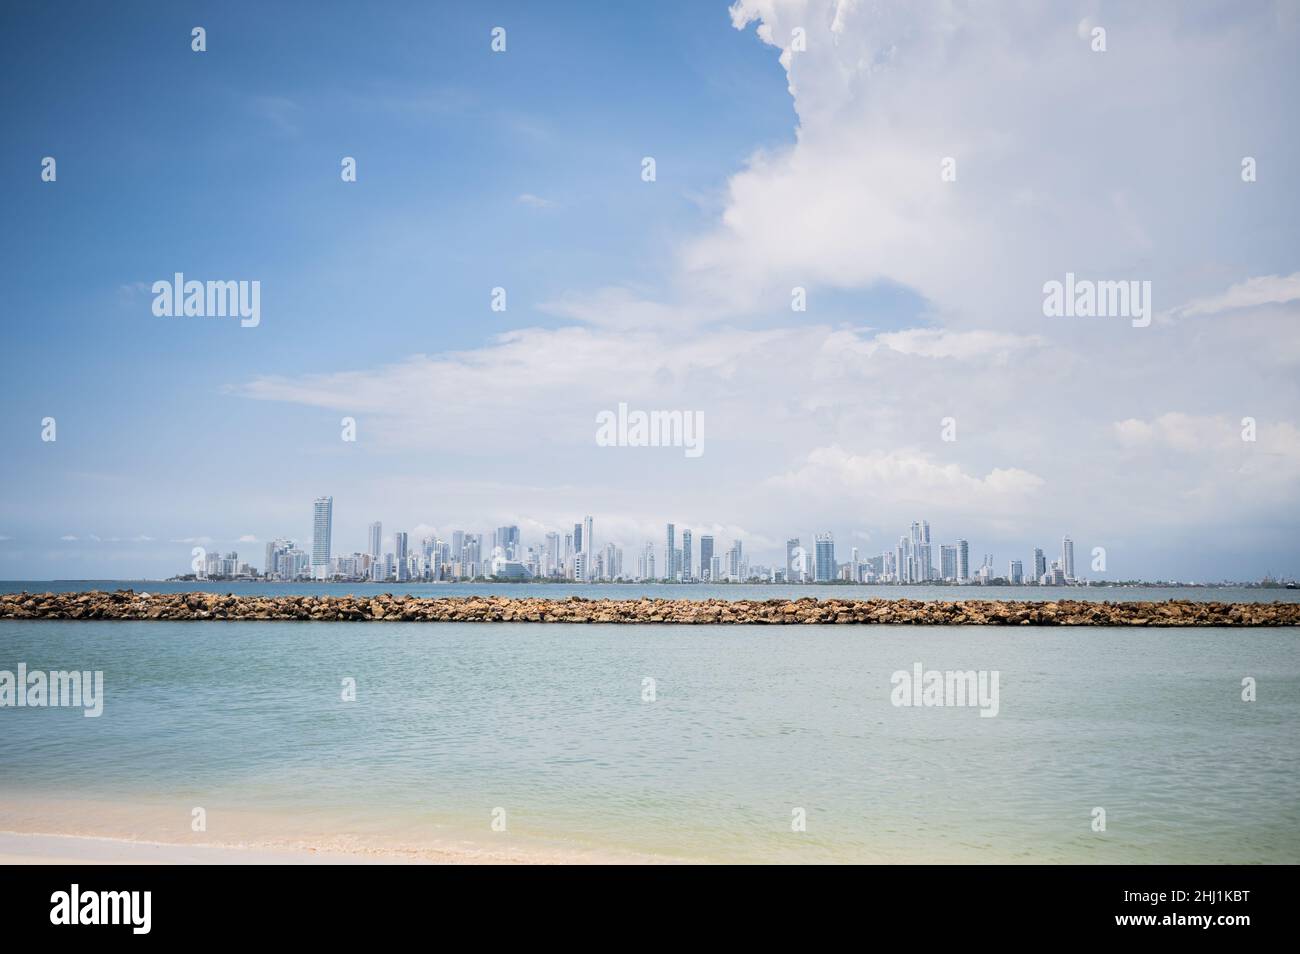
[1,591,1298,625]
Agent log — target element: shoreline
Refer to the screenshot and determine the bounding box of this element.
[0,831,669,866]
[0,796,684,865]
[2,590,1299,624]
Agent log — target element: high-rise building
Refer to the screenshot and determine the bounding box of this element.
[1033,547,1047,582]
[957,539,970,583]
[940,544,958,581]
[814,532,835,583]
[1062,536,1075,582]
[312,496,333,579]
[573,522,583,554]
[603,542,622,580]
[462,534,481,576]
[699,535,715,581]
[681,530,692,580]
[496,526,520,560]
[1009,560,1024,584]
[785,538,800,582]
[368,521,382,560]
[545,532,561,577]
[394,531,409,582]
[726,540,744,580]
[665,523,676,581]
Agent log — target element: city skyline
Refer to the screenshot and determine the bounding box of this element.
[168,495,1246,586]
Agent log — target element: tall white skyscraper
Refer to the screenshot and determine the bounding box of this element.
[312,496,333,579]
[394,531,409,582]
[664,523,676,580]
[940,544,958,581]
[681,529,692,580]
[957,539,970,583]
[1062,536,1075,582]
[368,521,382,560]
[582,516,594,580]
[545,532,560,577]
[814,532,835,583]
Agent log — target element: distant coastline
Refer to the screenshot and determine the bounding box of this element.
[28,577,1300,589]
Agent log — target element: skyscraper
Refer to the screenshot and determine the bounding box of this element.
[665,523,676,581]
[785,538,800,582]
[940,544,957,581]
[583,516,594,579]
[1033,547,1047,582]
[681,530,692,580]
[312,496,333,579]
[394,531,409,582]
[496,526,520,560]
[1062,535,1075,582]
[368,521,382,560]
[545,532,560,577]
[699,535,714,581]
[957,539,970,583]
[814,532,835,583]
[726,539,744,580]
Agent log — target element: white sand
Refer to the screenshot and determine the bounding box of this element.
[0,829,629,864]
[0,795,686,864]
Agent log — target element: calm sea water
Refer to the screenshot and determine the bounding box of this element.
[3,580,1298,603]
[2,616,1297,863]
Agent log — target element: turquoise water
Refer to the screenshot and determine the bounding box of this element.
[1,619,1297,863]
[3,580,1297,603]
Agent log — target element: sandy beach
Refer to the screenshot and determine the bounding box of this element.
[0,796,684,865]
[0,829,677,865]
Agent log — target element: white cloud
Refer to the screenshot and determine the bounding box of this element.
[516,193,558,209]
[770,445,1044,509]
[1172,273,1300,318]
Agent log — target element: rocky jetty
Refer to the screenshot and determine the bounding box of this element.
[1,591,1297,625]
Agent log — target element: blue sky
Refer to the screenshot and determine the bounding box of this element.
[2,0,1298,580]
